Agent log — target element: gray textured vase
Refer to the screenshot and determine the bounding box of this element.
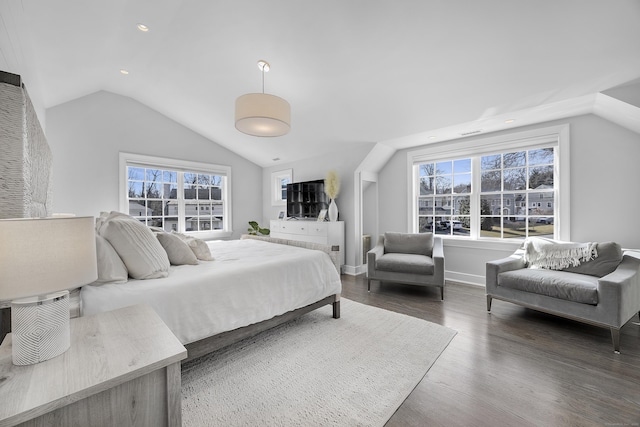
[328,199,338,222]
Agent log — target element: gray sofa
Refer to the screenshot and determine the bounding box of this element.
[486,242,640,352]
[367,232,444,300]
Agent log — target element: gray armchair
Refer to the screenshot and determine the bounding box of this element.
[486,242,640,353]
[367,232,445,300]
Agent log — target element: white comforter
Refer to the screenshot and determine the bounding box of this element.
[80,239,342,344]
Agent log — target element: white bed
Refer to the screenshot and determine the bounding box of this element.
[80,238,342,348]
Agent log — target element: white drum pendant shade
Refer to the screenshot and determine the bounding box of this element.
[235,93,291,137]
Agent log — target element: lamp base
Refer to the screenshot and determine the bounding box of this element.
[11,290,70,365]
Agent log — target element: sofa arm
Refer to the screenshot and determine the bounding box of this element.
[486,251,527,294]
[597,253,640,327]
[367,235,385,276]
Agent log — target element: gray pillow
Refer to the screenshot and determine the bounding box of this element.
[156,232,199,265]
[384,232,433,257]
[171,231,215,261]
[561,242,622,277]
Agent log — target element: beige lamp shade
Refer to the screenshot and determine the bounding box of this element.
[0,216,98,301]
[235,93,291,137]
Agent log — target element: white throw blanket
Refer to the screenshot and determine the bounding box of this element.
[524,237,597,270]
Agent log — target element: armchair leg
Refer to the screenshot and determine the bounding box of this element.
[486,295,492,312]
[367,278,371,292]
[440,286,444,301]
[611,328,620,354]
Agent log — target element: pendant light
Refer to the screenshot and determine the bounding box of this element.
[235,60,291,137]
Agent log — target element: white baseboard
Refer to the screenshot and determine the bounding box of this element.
[343,266,485,287]
[342,264,365,276]
[445,271,485,287]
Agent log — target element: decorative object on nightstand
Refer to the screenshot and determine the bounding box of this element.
[0,216,97,365]
[324,169,340,222]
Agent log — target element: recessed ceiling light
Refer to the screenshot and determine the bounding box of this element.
[137,23,149,32]
[505,119,516,124]
[119,69,129,75]
[428,136,437,139]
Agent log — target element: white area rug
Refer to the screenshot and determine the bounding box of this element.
[181,298,456,426]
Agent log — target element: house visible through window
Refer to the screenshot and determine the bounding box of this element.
[120,153,231,237]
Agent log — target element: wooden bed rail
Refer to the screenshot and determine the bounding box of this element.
[240,234,341,274]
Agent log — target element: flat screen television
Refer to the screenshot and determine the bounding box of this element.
[286,179,329,219]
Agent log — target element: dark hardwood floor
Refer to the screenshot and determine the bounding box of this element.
[340,275,640,427]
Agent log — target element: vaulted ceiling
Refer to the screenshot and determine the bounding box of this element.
[4,0,640,166]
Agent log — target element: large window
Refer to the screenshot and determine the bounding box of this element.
[120,153,232,238]
[410,125,569,241]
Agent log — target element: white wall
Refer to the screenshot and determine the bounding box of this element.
[46,91,263,239]
[377,114,640,285]
[262,144,374,268]
[0,2,46,126]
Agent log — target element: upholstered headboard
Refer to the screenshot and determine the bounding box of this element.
[0,71,53,219]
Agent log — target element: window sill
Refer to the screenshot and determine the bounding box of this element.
[186,230,233,240]
[440,236,522,252]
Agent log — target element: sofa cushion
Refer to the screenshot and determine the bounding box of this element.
[384,232,433,257]
[561,242,622,278]
[376,253,435,275]
[498,269,599,305]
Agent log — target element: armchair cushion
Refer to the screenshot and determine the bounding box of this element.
[384,232,433,257]
[498,269,599,305]
[376,253,435,275]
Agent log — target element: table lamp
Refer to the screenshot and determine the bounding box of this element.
[0,217,97,365]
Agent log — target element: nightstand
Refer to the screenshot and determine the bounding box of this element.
[0,304,187,427]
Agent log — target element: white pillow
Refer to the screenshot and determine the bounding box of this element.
[171,231,215,261]
[99,212,170,279]
[93,235,128,285]
[156,232,199,265]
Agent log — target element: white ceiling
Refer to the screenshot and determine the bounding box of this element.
[12,0,640,166]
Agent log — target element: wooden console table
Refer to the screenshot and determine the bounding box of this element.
[0,304,187,427]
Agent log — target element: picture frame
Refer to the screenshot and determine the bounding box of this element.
[317,209,327,222]
[278,210,285,220]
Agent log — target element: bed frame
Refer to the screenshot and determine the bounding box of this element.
[183,234,342,363]
[184,294,340,362]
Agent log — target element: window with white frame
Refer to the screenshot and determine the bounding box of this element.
[410,125,569,241]
[418,158,471,236]
[120,153,232,237]
[271,169,292,206]
[479,147,555,239]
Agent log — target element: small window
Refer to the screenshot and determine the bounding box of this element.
[272,169,293,206]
